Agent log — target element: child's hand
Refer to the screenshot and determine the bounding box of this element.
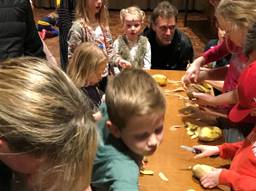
[182,57,205,85]
[118,59,132,69]
[192,92,216,106]
[200,168,222,188]
[193,145,220,159]
[198,106,227,118]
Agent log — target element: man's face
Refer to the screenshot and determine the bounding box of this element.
[152,16,176,46]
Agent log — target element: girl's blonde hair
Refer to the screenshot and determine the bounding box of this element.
[216,0,256,29]
[67,42,107,88]
[75,0,109,28]
[120,6,145,25]
[0,57,98,191]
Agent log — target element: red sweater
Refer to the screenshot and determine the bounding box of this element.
[218,127,256,190]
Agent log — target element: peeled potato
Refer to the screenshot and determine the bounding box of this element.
[198,126,222,142]
[192,164,214,179]
[152,74,168,86]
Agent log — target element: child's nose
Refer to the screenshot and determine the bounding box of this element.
[147,134,158,147]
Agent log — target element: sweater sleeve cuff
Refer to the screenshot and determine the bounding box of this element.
[219,169,230,186]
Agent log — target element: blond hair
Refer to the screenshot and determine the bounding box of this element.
[0,57,97,191]
[105,69,166,129]
[75,0,109,28]
[216,0,256,28]
[67,42,107,88]
[120,6,145,25]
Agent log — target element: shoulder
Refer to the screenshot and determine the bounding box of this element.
[93,158,139,191]
[174,29,193,47]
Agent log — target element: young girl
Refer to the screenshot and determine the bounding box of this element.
[0,57,97,191]
[182,0,256,142]
[67,42,107,108]
[113,6,151,73]
[68,0,130,91]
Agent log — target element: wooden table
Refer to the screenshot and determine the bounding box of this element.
[139,70,228,191]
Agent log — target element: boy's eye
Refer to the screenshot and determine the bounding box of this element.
[135,133,149,141]
[155,126,163,134]
[134,24,140,28]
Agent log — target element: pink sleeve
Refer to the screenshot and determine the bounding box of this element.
[219,169,256,191]
[218,141,244,159]
[202,40,230,64]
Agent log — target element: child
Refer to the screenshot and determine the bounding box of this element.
[0,57,97,191]
[182,0,256,142]
[67,42,107,108]
[204,27,231,68]
[192,61,256,191]
[113,6,151,73]
[91,69,166,190]
[68,0,130,91]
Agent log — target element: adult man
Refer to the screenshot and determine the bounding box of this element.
[143,1,194,70]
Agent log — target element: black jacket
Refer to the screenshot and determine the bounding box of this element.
[143,27,194,70]
[0,0,45,60]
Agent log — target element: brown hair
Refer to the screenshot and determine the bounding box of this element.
[151,1,178,24]
[105,68,166,129]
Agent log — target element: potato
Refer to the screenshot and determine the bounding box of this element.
[192,164,231,191]
[152,74,168,86]
[198,126,222,142]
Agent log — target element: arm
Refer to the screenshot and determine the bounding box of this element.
[104,30,131,69]
[67,22,84,60]
[201,168,256,191]
[218,141,244,160]
[192,89,238,107]
[219,169,256,191]
[178,34,194,70]
[193,141,243,160]
[143,40,151,70]
[24,0,45,58]
[200,65,229,81]
[202,40,230,64]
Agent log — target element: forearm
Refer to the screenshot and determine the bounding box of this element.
[212,90,237,106]
[205,66,228,81]
[220,169,256,191]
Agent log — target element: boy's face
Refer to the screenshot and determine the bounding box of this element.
[116,112,164,156]
[123,14,142,42]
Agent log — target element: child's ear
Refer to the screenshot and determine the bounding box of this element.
[0,139,9,153]
[106,120,121,138]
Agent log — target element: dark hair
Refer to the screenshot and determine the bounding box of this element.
[151,1,178,24]
[244,22,256,57]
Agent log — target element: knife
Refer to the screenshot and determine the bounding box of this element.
[180,145,201,154]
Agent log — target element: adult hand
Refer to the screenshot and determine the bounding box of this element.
[182,56,206,85]
[200,168,222,189]
[193,145,220,159]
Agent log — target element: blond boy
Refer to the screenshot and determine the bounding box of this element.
[91,69,166,191]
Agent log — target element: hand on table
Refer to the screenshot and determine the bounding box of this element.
[193,145,220,159]
[200,168,222,189]
[182,56,206,85]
